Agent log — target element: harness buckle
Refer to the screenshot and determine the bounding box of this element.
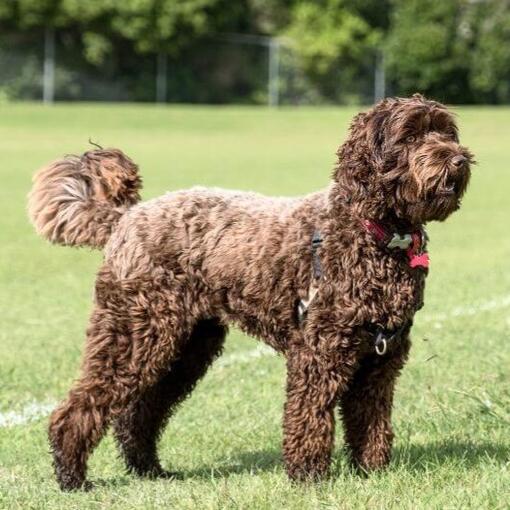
[297,285,319,323]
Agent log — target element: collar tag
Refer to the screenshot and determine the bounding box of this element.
[364,220,429,270]
[387,233,413,249]
[409,252,430,269]
[406,231,429,269]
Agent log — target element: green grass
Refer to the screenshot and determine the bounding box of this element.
[0,102,509,509]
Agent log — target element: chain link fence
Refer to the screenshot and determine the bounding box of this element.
[0,30,385,106]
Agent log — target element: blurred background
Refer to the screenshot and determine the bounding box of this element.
[1,0,509,106]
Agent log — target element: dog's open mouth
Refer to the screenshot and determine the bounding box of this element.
[441,183,456,195]
[438,176,460,196]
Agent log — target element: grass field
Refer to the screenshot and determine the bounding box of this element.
[0,102,509,509]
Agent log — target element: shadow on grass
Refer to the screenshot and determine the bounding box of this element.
[88,476,132,490]
[86,452,282,488]
[181,439,509,480]
[182,448,283,479]
[82,439,508,488]
[393,440,509,473]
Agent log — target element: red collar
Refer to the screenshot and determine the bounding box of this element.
[363,220,429,269]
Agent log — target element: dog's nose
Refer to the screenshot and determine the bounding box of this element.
[451,155,467,167]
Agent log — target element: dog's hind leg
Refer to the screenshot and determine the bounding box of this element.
[339,337,410,472]
[48,305,135,491]
[48,279,194,491]
[113,318,227,478]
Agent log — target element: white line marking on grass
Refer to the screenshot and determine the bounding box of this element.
[0,348,278,428]
[0,401,56,428]
[421,293,510,324]
[215,344,276,368]
[2,293,509,428]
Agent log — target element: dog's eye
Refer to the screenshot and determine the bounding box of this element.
[406,135,416,143]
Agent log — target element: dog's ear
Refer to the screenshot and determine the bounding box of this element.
[334,112,370,180]
[331,103,395,218]
[364,109,390,168]
[350,112,367,131]
[333,106,390,185]
[332,111,374,209]
[351,99,395,172]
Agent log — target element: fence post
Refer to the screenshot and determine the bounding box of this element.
[43,26,55,103]
[374,50,385,104]
[156,51,168,103]
[268,38,280,107]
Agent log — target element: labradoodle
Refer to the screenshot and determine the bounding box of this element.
[28,94,473,491]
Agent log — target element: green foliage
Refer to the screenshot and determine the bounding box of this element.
[287,0,375,75]
[1,0,510,103]
[386,0,510,103]
[0,0,246,55]
[467,0,510,103]
[385,0,471,102]
[284,0,381,102]
[82,32,111,65]
[247,0,294,33]
[107,0,219,53]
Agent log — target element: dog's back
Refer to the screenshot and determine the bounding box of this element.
[28,149,325,332]
[104,185,322,290]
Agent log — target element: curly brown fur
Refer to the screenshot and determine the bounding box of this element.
[29,94,473,490]
[113,318,226,478]
[28,148,141,248]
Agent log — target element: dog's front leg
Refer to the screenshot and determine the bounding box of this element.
[339,336,410,472]
[283,347,350,481]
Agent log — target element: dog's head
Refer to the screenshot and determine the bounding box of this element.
[334,94,473,224]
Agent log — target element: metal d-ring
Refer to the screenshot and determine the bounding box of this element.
[375,332,388,356]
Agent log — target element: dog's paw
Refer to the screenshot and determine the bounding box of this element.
[287,463,330,483]
[350,450,391,475]
[152,469,181,480]
[58,477,93,492]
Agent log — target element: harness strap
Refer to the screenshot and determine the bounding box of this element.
[311,230,323,280]
[297,230,323,322]
[297,229,410,356]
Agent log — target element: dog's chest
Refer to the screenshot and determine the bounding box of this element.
[324,248,427,331]
[363,257,426,328]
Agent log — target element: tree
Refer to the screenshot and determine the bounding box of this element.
[1,0,510,103]
[467,0,510,103]
[284,0,383,102]
[385,0,474,103]
[0,0,249,62]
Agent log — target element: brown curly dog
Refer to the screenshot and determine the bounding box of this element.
[28,94,473,491]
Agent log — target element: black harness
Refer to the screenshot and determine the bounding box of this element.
[297,230,323,322]
[311,230,324,280]
[297,229,408,356]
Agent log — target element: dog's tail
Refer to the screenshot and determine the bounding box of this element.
[28,148,142,249]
